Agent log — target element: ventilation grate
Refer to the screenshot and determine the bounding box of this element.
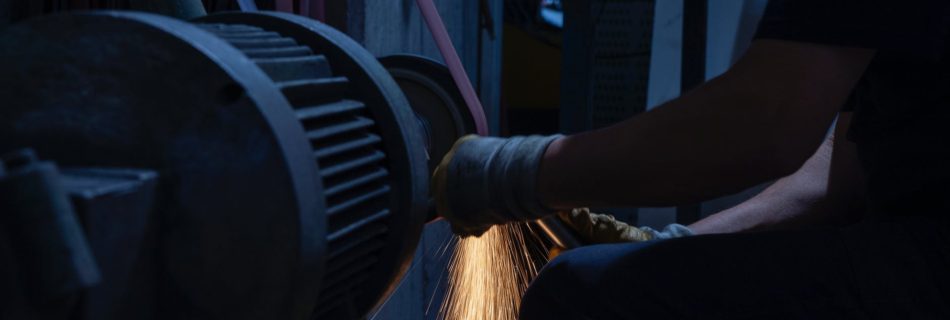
[197,23,395,318]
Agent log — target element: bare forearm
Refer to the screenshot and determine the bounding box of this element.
[539,77,828,209]
[536,40,872,210]
[689,113,866,234]
[689,138,835,234]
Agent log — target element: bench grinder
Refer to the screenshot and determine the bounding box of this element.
[0,11,476,319]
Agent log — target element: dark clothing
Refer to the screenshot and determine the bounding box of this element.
[757,0,950,216]
[520,217,950,319]
[755,0,950,56]
[521,1,950,319]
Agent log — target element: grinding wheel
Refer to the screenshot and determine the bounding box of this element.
[0,11,429,320]
[379,54,478,173]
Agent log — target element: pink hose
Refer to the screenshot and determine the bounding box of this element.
[268,0,486,134]
[415,0,490,136]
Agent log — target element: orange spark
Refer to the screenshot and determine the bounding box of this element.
[440,224,546,320]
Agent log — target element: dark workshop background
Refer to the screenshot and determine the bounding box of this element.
[344,1,771,319]
[322,1,503,319]
[0,1,769,318]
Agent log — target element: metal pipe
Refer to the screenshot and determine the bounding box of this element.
[534,216,583,249]
[128,0,206,20]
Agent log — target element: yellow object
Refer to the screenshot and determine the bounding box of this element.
[558,208,656,243]
[547,245,567,260]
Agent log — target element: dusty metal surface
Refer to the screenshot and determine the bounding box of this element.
[0,9,436,320]
[0,150,100,319]
[0,12,325,319]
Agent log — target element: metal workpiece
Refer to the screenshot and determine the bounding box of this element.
[534,216,584,250]
[0,10,433,320]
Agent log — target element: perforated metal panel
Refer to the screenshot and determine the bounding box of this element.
[562,0,655,132]
[590,1,654,128]
[559,0,655,224]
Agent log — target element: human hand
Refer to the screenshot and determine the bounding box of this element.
[558,208,693,244]
[432,134,562,237]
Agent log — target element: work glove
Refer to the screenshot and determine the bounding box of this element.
[432,134,563,237]
[558,208,693,244]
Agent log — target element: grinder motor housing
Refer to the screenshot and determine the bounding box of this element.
[0,10,475,320]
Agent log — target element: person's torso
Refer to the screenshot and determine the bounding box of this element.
[849,49,950,216]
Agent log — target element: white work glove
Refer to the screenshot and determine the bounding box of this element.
[558,208,693,244]
[432,134,563,237]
